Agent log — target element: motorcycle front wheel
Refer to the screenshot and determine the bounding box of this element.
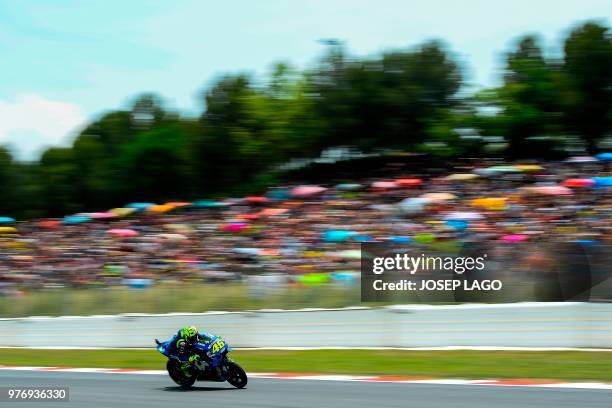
[222,361,248,389]
[167,360,197,388]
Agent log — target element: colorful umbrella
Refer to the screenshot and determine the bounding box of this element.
[398,197,427,214]
[63,216,91,224]
[444,211,483,221]
[126,202,155,210]
[244,196,269,204]
[222,222,248,233]
[500,234,528,243]
[109,208,136,217]
[291,185,327,197]
[236,213,260,220]
[471,197,508,210]
[323,230,356,242]
[566,156,597,163]
[157,233,188,240]
[336,183,362,190]
[596,153,612,162]
[192,200,224,208]
[420,192,457,202]
[258,208,289,217]
[388,236,413,244]
[445,173,479,181]
[414,233,436,244]
[165,201,191,207]
[514,164,543,172]
[592,177,612,188]
[148,204,175,213]
[395,178,424,187]
[0,226,18,234]
[371,181,398,189]
[561,178,596,188]
[0,217,15,223]
[521,185,573,196]
[488,165,521,173]
[107,228,139,237]
[38,219,60,229]
[445,220,469,230]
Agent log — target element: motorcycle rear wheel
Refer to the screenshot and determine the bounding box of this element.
[222,361,248,389]
[167,360,197,388]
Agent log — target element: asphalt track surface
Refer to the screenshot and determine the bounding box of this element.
[0,370,610,408]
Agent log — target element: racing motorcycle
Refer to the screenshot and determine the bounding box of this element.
[155,335,248,388]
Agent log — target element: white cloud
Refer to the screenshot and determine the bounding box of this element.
[0,94,86,160]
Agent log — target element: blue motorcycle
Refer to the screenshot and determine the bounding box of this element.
[155,335,248,388]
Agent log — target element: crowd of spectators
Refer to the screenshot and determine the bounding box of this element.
[0,157,610,294]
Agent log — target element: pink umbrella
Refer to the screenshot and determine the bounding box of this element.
[291,185,327,197]
[523,185,573,196]
[222,223,248,233]
[500,234,528,243]
[107,228,139,237]
[566,156,597,163]
[371,181,398,189]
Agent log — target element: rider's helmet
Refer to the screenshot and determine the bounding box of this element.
[181,326,199,344]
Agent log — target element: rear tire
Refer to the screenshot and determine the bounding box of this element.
[167,360,196,388]
[222,361,248,389]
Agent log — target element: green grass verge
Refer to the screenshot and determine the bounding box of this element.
[1,349,611,382]
[0,283,359,317]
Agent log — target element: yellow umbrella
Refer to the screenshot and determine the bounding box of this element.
[471,197,508,210]
[514,164,543,172]
[445,173,479,181]
[0,226,18,234]
[109,208,136,217]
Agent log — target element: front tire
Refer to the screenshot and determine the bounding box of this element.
[167,360,196,388]
[222,361,248,389]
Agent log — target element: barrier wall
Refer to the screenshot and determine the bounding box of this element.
[0,303,610,348]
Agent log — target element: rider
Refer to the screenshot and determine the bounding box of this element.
[161,326,214,377]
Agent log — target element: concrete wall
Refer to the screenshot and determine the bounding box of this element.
[0,303,610,348]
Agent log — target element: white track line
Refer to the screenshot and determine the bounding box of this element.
[1,366,610,390]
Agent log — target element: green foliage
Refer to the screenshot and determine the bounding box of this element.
[563,22,612,152]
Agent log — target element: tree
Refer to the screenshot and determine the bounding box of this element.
[488,36,565,157]
[563,22,612,153]
[310,40,462,151]
[0,147,16,215]
[38,148,81,215]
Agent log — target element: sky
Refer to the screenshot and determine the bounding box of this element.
[0,0,610,160]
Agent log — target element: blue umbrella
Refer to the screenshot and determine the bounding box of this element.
[574,239,597,244]
[0,217,15,223]
[592,177,612,188]
[126,202,155,210]
[445,220,469,230]
[336,183,362,190]
[63,216,91,224]
[596,153,612,162]
[323,230,357,242]
[266,188,290,200]
[192,200,224,208]
[388,236,413,244]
